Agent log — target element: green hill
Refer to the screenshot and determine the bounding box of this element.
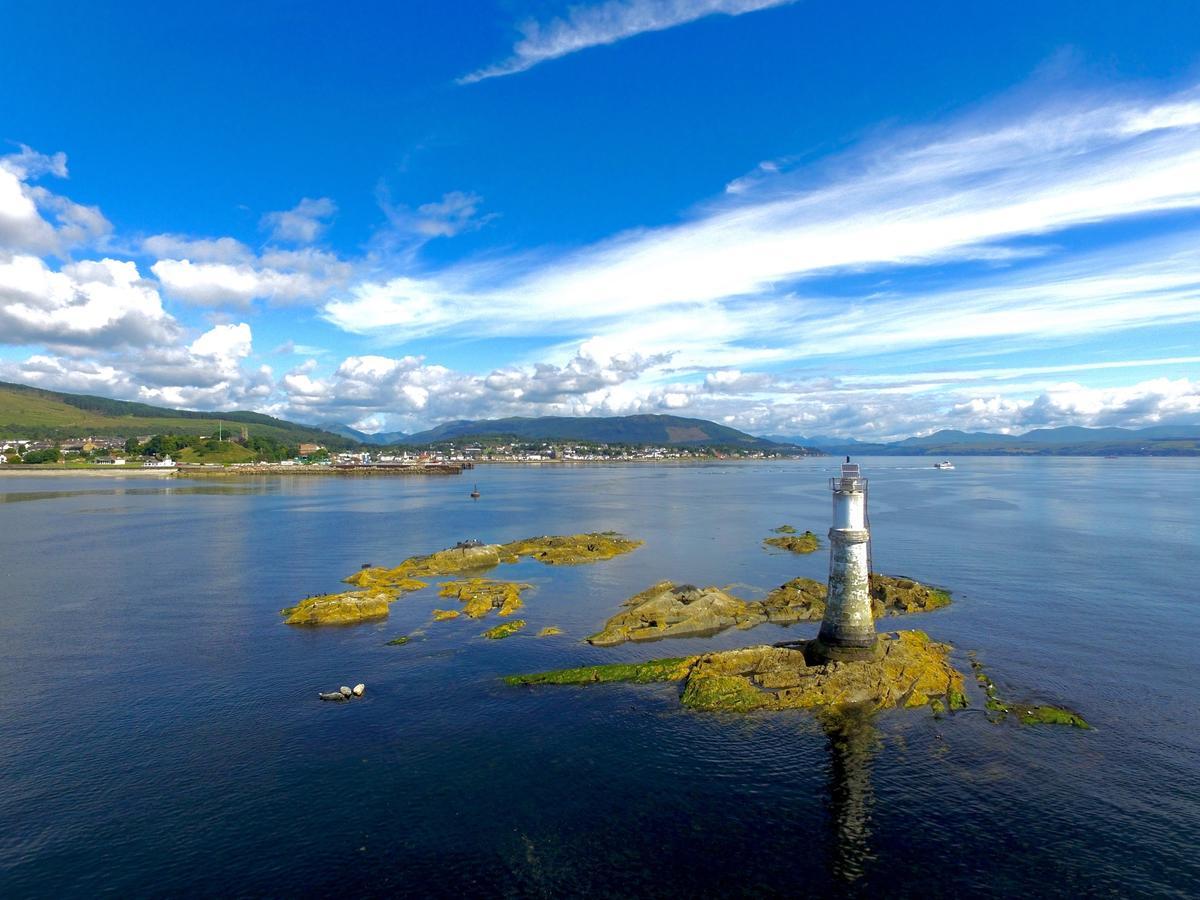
[403,414,787,448]
[0,380,357,448]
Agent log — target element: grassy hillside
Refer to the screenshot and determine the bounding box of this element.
[175,441,258,464]
[0,381,357,448]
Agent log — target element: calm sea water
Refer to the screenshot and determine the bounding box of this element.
[1,458,1197,898]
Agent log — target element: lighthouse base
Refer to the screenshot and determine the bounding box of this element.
[809,636,880,664]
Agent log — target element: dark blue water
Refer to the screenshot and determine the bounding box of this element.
[1,458,1197,897]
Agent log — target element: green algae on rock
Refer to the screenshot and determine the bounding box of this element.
[763,530,820,554]
[483,619,527,639]
[438,578,529,618]
[505,656,698,686]
[282,590,393,626]
[386,635,411,646]
[432,608,461,621]
[771,525,799,534]
[498,532,642,566]
[537,626,564,637]
[510,631,966,714]
[968,653,1088,728]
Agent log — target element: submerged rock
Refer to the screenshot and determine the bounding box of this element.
[386,635,410,646]
[763,530,820,554]
[537,626,563,637]
[483,619,527,640]
[586,574,953,646]
[771,525,799,534]
[437,578,529,619]
[282,590,393,626]
[510,630,966,714]
[968,653,1088,728]
[507,656,698,686]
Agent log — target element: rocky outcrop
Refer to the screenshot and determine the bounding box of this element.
[870,575,951,614]
[586,582,761,646]
[437,578,529,618]
[346,544,501,590]
[680,631,965,712]
[318,683,366,702]
[586,574,952,646]
[763,530,820,554]
[510,631,966,714]
[282,591,392,625]
[483,619,526,639]
[498,532,642,565]
[537,626,563,637]
[287,532,638,628]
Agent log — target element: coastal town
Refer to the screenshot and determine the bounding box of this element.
[0,433,807,472]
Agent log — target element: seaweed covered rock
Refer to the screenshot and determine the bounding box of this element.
[870,574,951,615]
[507,656,698,686]
[586,574,952,646]
[347,544,502,590]
[585,577,824,646]
[338,532,639,600]
[537,626,563,637]
[483,619,526,639]
[282,590,393,625]
[510,631,966,714]
[499,532,642,566]
[763,530,820,554]
[432,608,461,621]
[438,578,529,618]
[681,631,965,712]
[761,577,828,621]
[586,582,762,646]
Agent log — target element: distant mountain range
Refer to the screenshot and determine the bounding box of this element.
[369,414,792,449]
[0,381,357,448]
[318,422,411,445]
[6,377,1194,456]
[764,425,1200,456]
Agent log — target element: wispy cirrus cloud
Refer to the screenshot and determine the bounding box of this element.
[324,81,1200,371]
[460,0,797,83]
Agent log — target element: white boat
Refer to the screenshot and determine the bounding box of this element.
[933,460,955,470]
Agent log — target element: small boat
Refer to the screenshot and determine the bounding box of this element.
[933,460,955,470]
[469,484,481,499]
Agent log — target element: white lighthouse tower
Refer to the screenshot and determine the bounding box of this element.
[814,461,878,661]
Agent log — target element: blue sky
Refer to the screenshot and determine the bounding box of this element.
[2,0,1199,439]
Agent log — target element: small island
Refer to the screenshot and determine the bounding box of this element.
[283,532,641,626]
[510,631,966,713]
[585,574,951,646]
[764,527,821,554]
